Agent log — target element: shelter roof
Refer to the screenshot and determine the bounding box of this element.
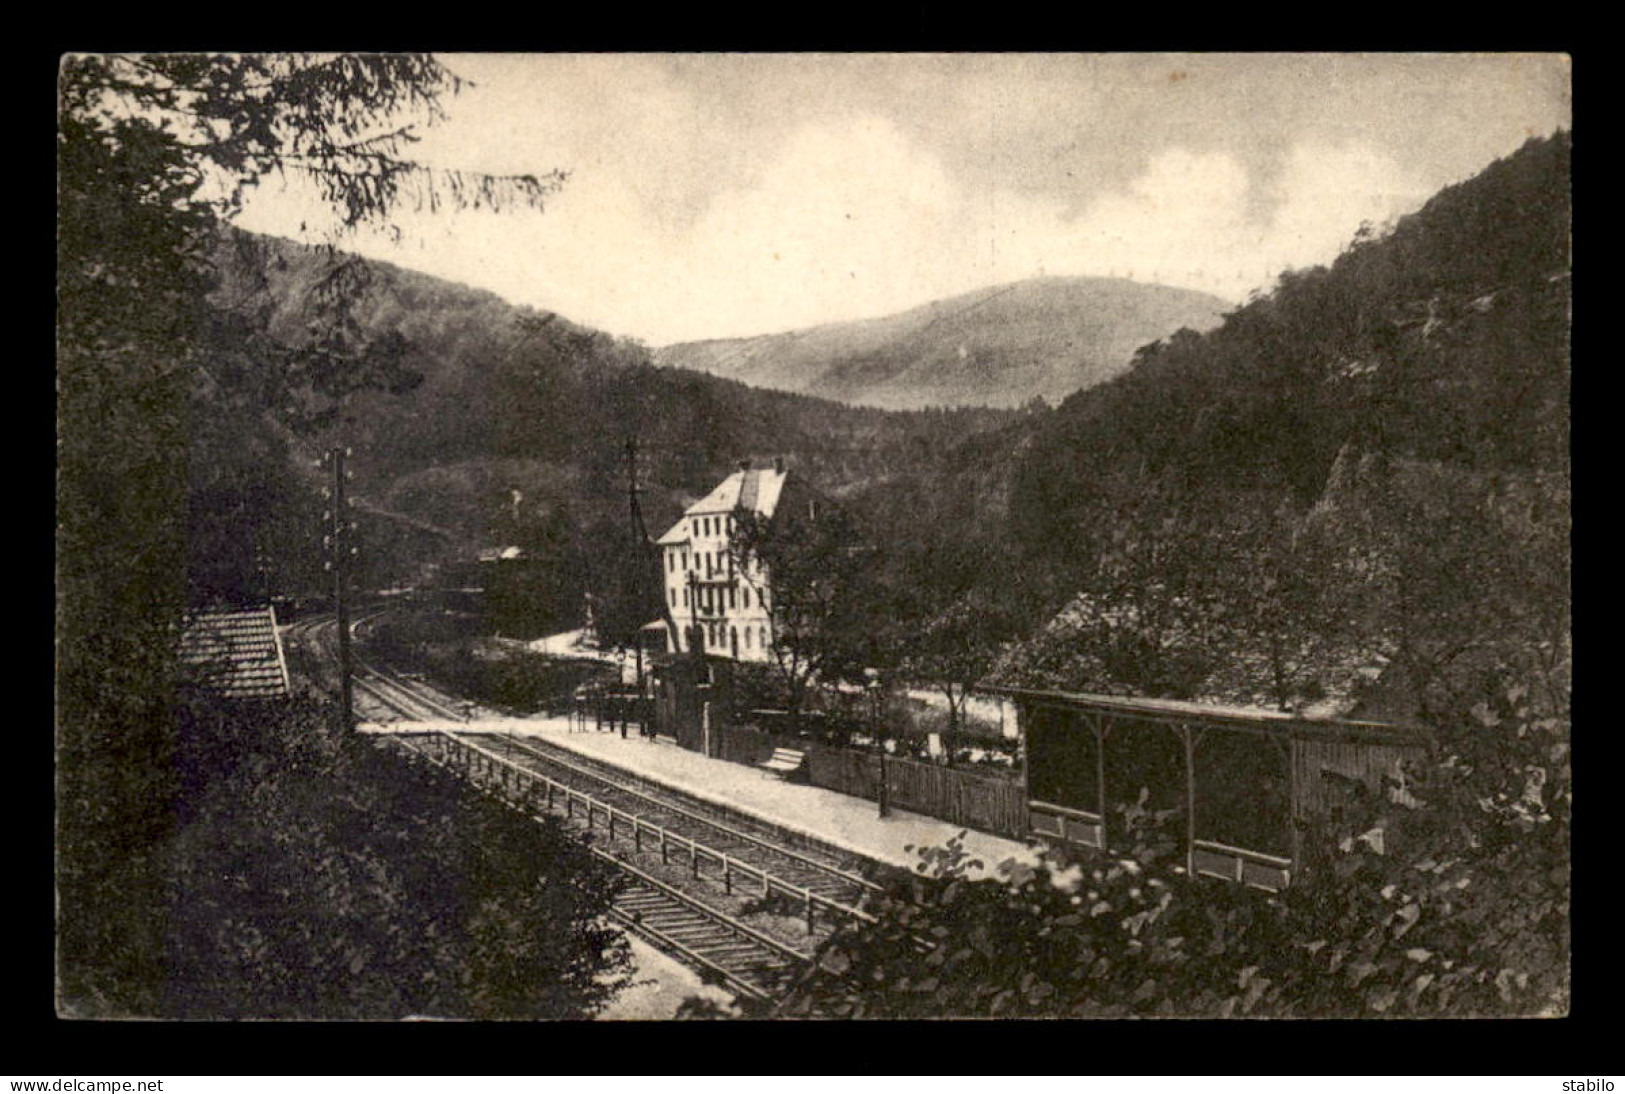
[980,684,1429,747]
[177,605,291,700]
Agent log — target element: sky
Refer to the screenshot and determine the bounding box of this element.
[234,53,1571,346]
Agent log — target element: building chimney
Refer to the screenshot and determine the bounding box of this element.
[773,456,785,474]
[737,459,751,472]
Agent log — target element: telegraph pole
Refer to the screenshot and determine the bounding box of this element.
[624,437,648,700]
[628,436,682,664]
[323,445,357,733]
[868,669,890,818]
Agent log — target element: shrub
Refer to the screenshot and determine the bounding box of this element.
[769,669,1567,1018]
[154,694,635,1018]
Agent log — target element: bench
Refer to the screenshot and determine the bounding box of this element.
[760,747,807,776]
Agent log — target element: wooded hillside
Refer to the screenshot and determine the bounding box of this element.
[993,131,1569,715]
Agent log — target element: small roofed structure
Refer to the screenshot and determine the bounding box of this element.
[984,686,1431,890]
[178,605,292,700]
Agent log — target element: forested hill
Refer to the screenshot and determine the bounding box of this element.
[1010,130,1571,558]
[655,276,1228,410]
[965,131,1571,715]
[201,230,1017,610]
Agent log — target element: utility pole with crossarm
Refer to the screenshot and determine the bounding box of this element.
[321,445,358,733]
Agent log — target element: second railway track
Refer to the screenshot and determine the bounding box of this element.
[285,614,887,1002]
[389,730,807,1001]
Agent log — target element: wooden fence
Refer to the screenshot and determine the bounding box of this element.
[805,743,1028,839]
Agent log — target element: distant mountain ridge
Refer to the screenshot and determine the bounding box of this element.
[654,276,1229,410]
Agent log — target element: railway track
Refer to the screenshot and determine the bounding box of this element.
[282,614,869,1001]
[352,652,882,924]
[470,732,882,904]
[475,729,885,875]
[389,729,805,1001]
[319,620,883,909]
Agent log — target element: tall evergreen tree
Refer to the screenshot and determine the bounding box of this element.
[56,53,561,1015]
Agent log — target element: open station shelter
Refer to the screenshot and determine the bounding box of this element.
[986,687,1430,890]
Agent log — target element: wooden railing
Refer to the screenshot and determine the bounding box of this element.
[389,732,805,1001]
[1027,800,1105,849]
[1191,839,1292,891]
[415,729,874,933]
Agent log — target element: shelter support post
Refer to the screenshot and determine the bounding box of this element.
[1182,725,1197,881]
[1092,713,1108,847]
[1288,736,1302,882]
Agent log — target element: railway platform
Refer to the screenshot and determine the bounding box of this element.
[366,715,1039,879]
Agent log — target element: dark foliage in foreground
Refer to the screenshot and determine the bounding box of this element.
[55,53,589,1017]
[761,657,1567,1019]
[156,695,632,1019]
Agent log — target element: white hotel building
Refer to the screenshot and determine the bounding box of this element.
[655,459,787,662]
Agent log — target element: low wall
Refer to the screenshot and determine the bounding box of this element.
[711,722,788,766]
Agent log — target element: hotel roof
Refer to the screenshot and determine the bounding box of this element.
[656,463,788,545]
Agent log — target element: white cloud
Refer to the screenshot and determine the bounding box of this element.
[232,107,1450,345]
[1019,147,1256,290]
[969,142,1431,304]
[672,116,970,336]
[1262,142,1434,277]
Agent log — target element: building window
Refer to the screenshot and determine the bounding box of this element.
[744,627,753,649]
[741,587,750,608]
[670,588,677,608]
[728,586,736,610]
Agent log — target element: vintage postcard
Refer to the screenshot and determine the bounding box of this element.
[57,52,1570,1022]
